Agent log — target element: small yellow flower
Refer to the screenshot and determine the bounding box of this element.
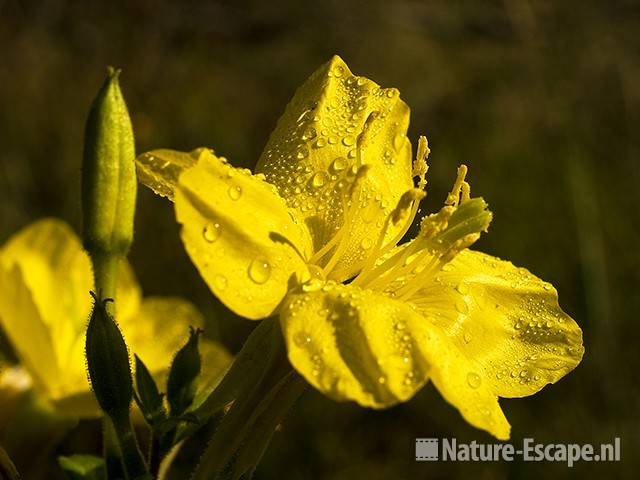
[0,218,231,418]
[136,56,583,439]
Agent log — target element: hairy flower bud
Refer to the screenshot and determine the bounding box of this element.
[167,327,203,416]
[85,292,133,420]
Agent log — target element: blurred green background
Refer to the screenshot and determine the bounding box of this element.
[1,0,639,478]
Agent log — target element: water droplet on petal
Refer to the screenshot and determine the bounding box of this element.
[248,259,271,284]
[293,331,312,347]
[331,157,348,172]
[203,222,221,243]
[463,332,472,344]
[360,237,373,250]
[312,172,329,188]
[342,135,356,146]
[467,372,481,389]
[214,274,227,290]
[228,185,242,200]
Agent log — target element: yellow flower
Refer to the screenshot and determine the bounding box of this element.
[0,218,231,418]
[136,56,583,440]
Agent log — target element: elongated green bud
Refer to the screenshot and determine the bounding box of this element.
[85,292,133,420]
[167,327,203,416]
[82,67,137,257]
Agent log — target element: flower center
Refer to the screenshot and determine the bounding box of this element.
[351,164,492,300]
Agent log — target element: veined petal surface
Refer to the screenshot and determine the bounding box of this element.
[175,150,313,319]
[257,56,413,280]
[280,281,511,439]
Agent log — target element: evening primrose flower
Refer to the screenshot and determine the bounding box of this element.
[0,218,230,417]
[136,56,583,439]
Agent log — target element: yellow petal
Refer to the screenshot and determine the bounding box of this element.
[0,219,143,415]
[256,55,413,280]
[280,280,511,439]
[406,249,584,398]
[136,148,202,201]
[0,265,61,394]
[0,219,93,371]
[175,150,313,319]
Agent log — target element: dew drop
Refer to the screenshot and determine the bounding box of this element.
[248,259,271,284]
[312,171,329,188]
[202,222,221,243]
[293,331,312,347]
[463,332,473,344]
[342,135,356,146]
[393,133,406,150]
[228,186,242,200]
[360,237,373,250]
[214,274,227,290]
[467,372,481,389]
[331,157,348,172]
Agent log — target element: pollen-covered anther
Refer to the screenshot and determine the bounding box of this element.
[445,165,471,207]
[413,135,430,189]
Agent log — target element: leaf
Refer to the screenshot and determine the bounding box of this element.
[58,454,105,480]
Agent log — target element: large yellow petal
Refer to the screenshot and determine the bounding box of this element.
[280,280,511,439]
[256,55,413,280]
[0,219,143,414]
[405,249,584,398]
[175,150,313,320]
[0,219,93,372]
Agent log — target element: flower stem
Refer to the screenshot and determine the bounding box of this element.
[190,317,305,479]
[111,414,151,480]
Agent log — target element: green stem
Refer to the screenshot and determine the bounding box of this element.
[190,319,303,479]
[91,251,120,302]
[103,419,126,479]
[112,414,151,480]
[0,444,20,480]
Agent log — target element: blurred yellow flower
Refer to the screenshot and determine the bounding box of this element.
[0,218,231,418]
[136,56,583,439]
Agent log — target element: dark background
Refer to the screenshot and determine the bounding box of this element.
[1,0,639,478]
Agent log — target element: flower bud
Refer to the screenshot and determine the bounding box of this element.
[134,354,165,423]
[85,292,133,420]
[167,327,202,416]
[82,67,137,257]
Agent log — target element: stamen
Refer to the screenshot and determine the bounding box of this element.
[351,188,425,286]
[396,233,479,300]
[321,166,370,276]
[413,135,430,189]
[445,165,469,207]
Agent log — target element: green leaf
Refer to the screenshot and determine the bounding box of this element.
[58,454,105,480]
